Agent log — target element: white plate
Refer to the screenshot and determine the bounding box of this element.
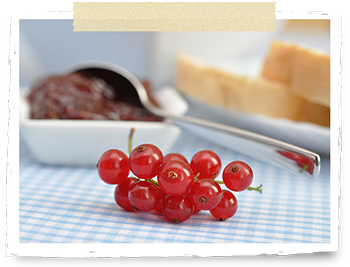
[181,95,330,156]
[20,86,188,166]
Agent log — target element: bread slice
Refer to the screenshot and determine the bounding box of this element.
[175,54,226,107]
[175,52,330,127]
[293,98,330,127]
[261,41,330,107]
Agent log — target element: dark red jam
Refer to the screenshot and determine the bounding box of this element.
[28,73,162,122]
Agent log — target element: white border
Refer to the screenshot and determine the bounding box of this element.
[3,1,343,261]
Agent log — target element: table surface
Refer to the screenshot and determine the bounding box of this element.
[19,127,331,244]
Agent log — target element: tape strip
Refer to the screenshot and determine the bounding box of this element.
[73,2,276,31]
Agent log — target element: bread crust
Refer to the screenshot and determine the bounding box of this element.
[261,41,330,108]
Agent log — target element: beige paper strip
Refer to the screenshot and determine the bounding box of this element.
[73,2,276,31]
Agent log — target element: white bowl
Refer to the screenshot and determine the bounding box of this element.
[20,85,188,166]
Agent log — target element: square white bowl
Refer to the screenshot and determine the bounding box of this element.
[20,86,188,166]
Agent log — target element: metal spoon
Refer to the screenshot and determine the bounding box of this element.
[70,61,321,180]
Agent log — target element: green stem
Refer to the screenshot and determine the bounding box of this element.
[299,164,309,173]
[194,173,224,185]
[247,184,263,194]
[194,172,200,182]
[148,178,159,186]
[128,128,135,155]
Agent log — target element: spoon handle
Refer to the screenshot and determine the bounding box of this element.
[70,62,321,180]
[136,64,320,179]
[144,102,321,180]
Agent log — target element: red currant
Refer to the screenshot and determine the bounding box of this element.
[297,156,314,174]
[97,149,130,184]
[193,206,201,214]
[163,153,189,165]
[278,151,314,174]
[188,179,222,210]
[153,187,167,214]
[210,190,238,221]
[128,180,160,212]
[129,144,163,179]
[114,177,138,211]
[157,160,195,196]
[223,161,253,192]
[161,194,194,223]
[190,150,221,179]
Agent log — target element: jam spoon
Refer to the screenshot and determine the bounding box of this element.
[70,61,321,180]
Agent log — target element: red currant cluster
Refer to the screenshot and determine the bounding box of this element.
[97,128,262,223]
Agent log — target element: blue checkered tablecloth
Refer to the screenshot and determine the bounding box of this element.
[19,128,331,243]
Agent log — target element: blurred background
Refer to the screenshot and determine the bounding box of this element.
[19,19,331,156]
[20,19,330,90]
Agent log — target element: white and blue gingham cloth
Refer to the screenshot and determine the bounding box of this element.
[19,128,330,243]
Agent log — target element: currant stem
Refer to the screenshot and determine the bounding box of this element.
[194,172,200,180]
[299,164,309,173]
[128,127,135,155]
[247,184,263,194]
[194,172,224,184]
[148,178,159,186]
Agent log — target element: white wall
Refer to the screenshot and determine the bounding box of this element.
[20,20,330,90]
[20,20,153,87]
